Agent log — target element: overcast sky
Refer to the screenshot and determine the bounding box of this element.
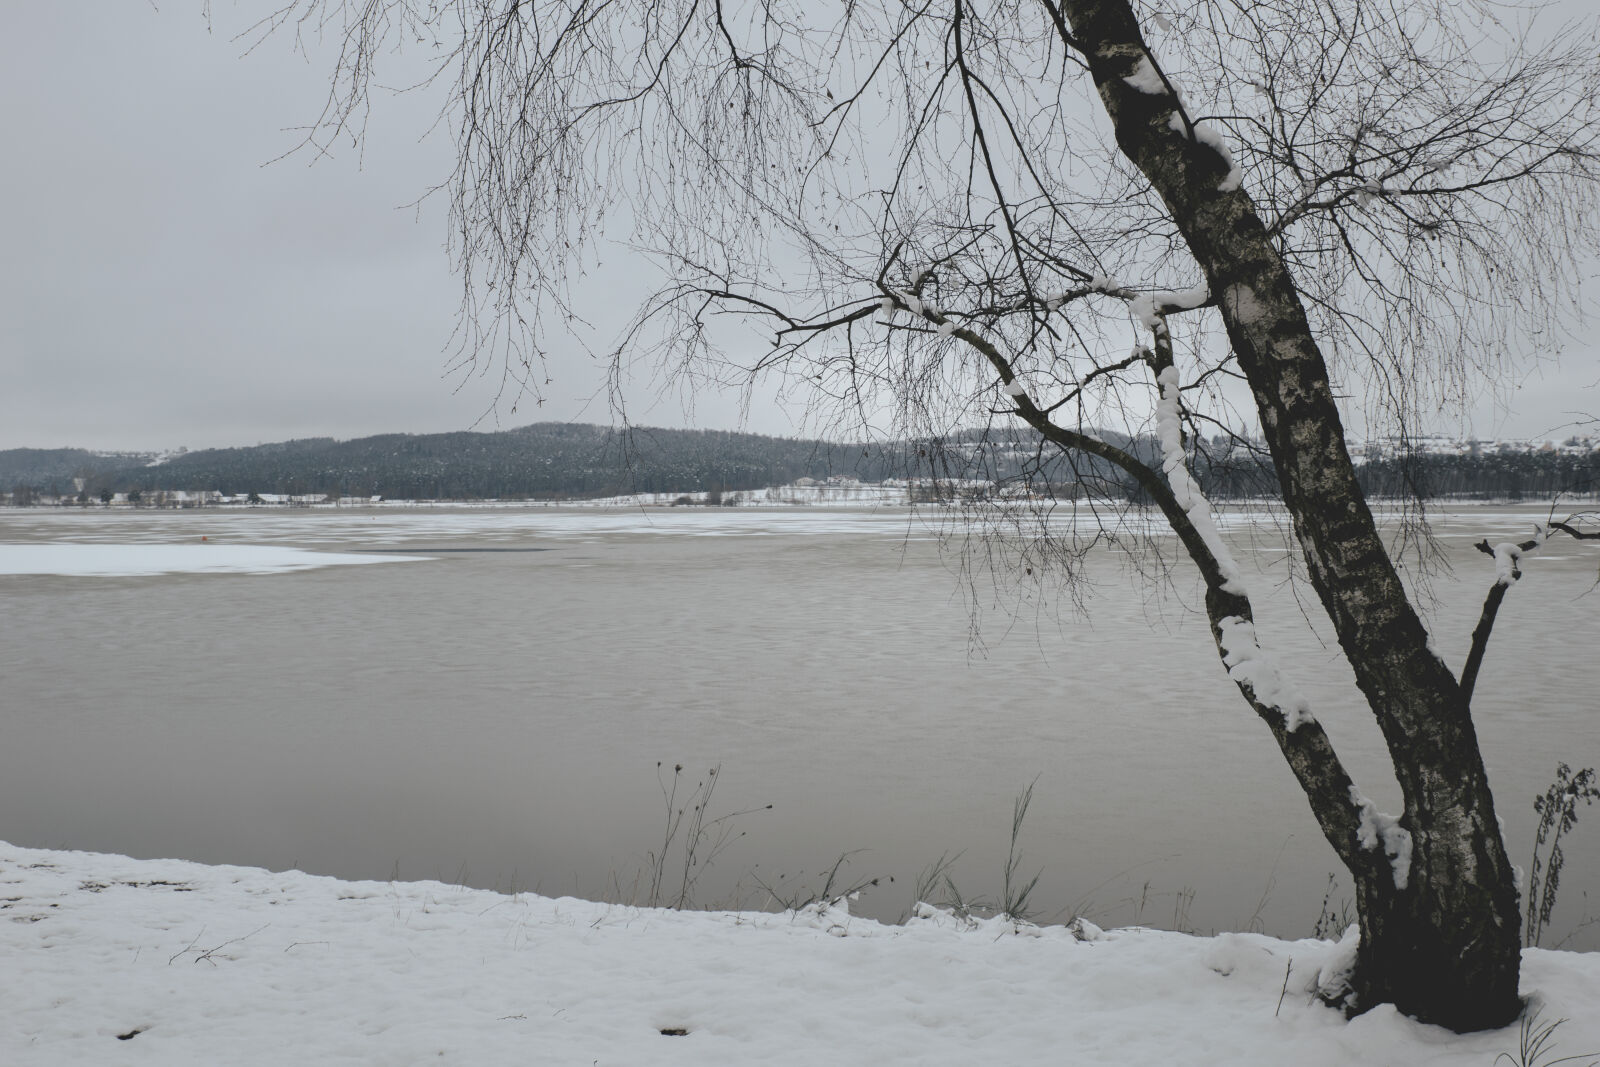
[0,5,755,452]
[2,5,1597,452]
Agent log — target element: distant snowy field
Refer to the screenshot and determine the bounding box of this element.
[0,543,431,576]
[3,844,1597,1066]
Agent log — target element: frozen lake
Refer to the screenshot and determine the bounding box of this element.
[2,502,1596,946]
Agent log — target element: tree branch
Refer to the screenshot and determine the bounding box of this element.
[1460,522,1587,706]
[934,311,1379,873]
[1459,581,1509,710]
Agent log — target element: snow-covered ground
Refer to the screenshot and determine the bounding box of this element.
[4,844,1597,1065]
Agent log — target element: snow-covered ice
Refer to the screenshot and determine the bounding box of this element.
[4,502,1285,554]
[0,543,432,577]
[3,844,1597,1065]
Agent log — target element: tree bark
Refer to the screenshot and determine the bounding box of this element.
[1050,0,1523,1030]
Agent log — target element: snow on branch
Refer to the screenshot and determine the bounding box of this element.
[1123,57,1168,95]
[1167,113,1242,193]
[1350,787,1414,890]
[1110,44,1243,194]
[1153,364,1245,595]
[1480,524,1548,586]
[1152,361,1320,735]
[1461,523,1553,705]
[1216,617,1315,733]
[896,291,940,319]
[1129,284,1209,329]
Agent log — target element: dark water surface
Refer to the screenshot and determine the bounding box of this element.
[2,504,1596,946]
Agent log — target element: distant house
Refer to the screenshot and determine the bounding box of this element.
[242,492,332,506]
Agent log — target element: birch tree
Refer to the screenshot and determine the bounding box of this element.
[262,0,1600,1031]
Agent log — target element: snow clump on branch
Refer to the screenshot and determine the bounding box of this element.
[1215,616,1315,733]
[1492,524,1547,585]
[1123,57,1168,95]
[1167,113,1243,192]
[1350,787,1415,890]
[899,292,932,317]
[1129,284,1208,330]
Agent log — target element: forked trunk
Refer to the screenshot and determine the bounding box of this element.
[1353,854,1523,1028]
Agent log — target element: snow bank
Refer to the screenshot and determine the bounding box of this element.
[4,843,1597,1065]
[0,543,432,577]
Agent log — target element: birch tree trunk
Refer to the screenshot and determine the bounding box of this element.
[1054,0,1522,1029]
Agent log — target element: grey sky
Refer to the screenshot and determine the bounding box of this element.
[2,5,1597,452]
[1,5,731,452]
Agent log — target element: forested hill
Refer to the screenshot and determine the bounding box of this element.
[0,448,159,491]
[3,423,1596,501]
[0,424,910,500]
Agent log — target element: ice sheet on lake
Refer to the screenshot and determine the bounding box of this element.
[1,503,1288,550]
[0,544,433,577]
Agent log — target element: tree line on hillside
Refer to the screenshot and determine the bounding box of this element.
[0,425,902,500]
[2,423,1597,502]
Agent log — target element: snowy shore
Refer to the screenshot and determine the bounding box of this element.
[4,843,1598,1065]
